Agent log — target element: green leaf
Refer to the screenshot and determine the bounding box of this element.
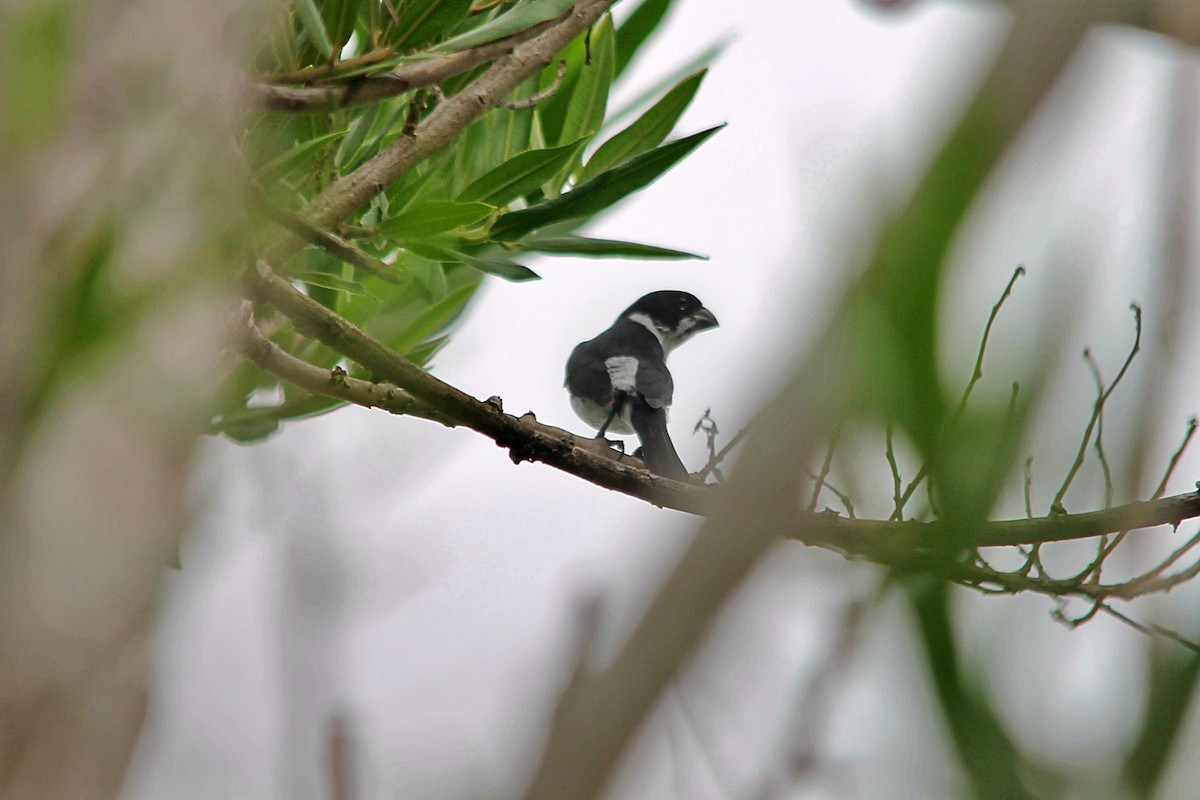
[256,130,347,182]
[294,0,335,59]
[394,0,473,49]
[294,271,370,297]
[335,102,382,170]
[389,284,479,354]
[408,242,540,282]
[604,37,727,133]
[406,255,448,302]
[405,334,451,366]
[492,124,723,239]
[558,15,615,146]
[456,140,584,205]
[580,69,705,182]
[431,0,575,52]
[321,0,358,52]
[520,234,704,260]
[380,201,495,239]
[614,0,674,79]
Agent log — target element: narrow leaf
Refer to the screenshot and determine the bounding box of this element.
[456,140,584,205]
[408,242,540,282]
[389,284,479,354]
[521,234,704,259]
[492,124,723,239]
[431,0,575,52]
[334,102,382,170]
[394,0,473,49]
[581,69,705,182]
[294,271,370,297]
[604,38,728,133]
[256,130,347,182]
[294,0,335,59]
[380,201,495,239]
[558,15,615,145]
[615,0,674,78]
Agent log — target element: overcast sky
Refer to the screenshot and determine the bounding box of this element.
[124,3,1200,799]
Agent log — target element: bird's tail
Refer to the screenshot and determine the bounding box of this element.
[630,401,687,480]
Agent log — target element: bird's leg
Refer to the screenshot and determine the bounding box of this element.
[595,397,622,439]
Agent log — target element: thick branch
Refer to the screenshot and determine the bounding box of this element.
[245,262,715,513]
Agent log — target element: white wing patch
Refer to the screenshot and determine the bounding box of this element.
[605,355,639,392]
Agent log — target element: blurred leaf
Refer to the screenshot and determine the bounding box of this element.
[431,0,575,52]
[0,5,69,149]
[412,260,448,302]
[294,270,370,297]
[335,102,383,170]
[380,200,495,238]
[520,234,703,259]
[389,283,480,354]
[581,69,705,181]
[405,334,450,366]
[1124,646,1200,796]
[492,124,722,239]
[321,0,358,52]
[394,0,473,49]
[256,130,347,182]
[614,0,674,79]
[456,140,584,205]
[294,0,335,59]
[603,38,727,133]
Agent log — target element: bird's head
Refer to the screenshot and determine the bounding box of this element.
[621,290,719,354]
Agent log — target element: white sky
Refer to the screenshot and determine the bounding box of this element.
[124,2,1200,799]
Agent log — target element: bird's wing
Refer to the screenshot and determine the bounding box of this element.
[565,340,614,405]
[635,358,674,409]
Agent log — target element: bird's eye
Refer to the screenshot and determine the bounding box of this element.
[678,299,688,310]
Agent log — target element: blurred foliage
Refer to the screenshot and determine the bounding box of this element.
[217,0,721,440]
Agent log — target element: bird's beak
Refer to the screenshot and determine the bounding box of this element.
[691,307,719,331]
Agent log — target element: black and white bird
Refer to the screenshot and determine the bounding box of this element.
[564,290,719,480]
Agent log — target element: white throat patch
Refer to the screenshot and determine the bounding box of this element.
[627,311,696,355]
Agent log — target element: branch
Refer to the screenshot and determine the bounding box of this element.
[245,261,715,512]
[248,18,561,112]
[232,303,454,425]
[246,260,1200,564]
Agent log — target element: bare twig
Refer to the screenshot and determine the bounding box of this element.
[695,426,747,481]
[1153,416,1198,500]
[885,425,905,520]
[956,265,1026,416]
[1083,348,1114,508]
[1052,304,1142,513]
[1099,603,1200,654]
[808,422,844,512]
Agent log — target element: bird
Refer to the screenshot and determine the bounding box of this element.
[564,290,719,480]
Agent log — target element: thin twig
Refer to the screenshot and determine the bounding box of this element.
[1098,603,1200,654]
[1083,348,1114,508]
[885,425,905,521]
[956,265,1026,416]
[695,427,747,480]
[1154,416,1198,500]
[1051,304,1142,513]
[261,201,403,283]
[807,422,844,512]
